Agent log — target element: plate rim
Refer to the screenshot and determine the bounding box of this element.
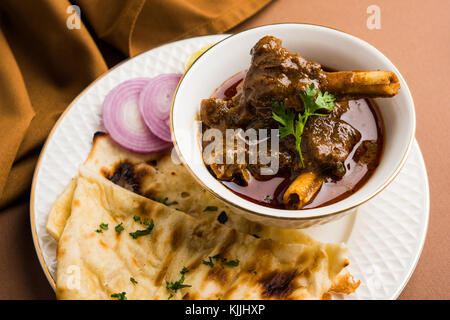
[390,139,430,299]
[29,34,229,291]
[29,34,430,299]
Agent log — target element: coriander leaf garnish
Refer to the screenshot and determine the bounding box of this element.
[129,219,154,239]
[153,197,178,206]
[111,292,127,300]
[134,215,152,226]
[224,259,240,267]
[272,101,295,139]
[100,223,108,231]
[166,267,191,292]
[202,257,214,267]
[95,229,103,233]
[272,83,336,168]
[181,266,189,274]
[115,222,124,234]
[168,293,174,300]
[130,277,138,285]
[204,206,218,212]
[203,254,239,268]
[212,253,225,262]
[263,195,272,203]
[336,161,346,174]
[314,90,337,111]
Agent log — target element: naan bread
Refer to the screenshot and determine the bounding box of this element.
[56,166,354,300]
[48,133,315,245]
[49,133,359,299]
[47,178,77,241]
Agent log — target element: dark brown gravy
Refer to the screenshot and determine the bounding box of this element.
[208,71,384,209]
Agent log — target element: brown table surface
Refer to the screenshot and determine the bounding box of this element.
[0,0,448,299]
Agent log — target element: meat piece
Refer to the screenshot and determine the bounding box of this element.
[209,162,250,185]
[248,146,294,179]
[243,36,323,112]
[200,98,231,129]
[329,101,350,118]
[242,36,399,111]
[353,140,381,170]
[202,131,251,185]
[303,115,361,173]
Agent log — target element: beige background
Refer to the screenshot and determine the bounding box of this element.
[233,0,449,300]
[0,0,448,299]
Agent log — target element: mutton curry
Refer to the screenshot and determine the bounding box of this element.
[200,36,399,210]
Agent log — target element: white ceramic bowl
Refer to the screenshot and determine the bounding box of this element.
[171,24,415,228]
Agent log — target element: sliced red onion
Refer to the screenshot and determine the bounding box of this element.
[102,78,172,154]
[139,73,182,142]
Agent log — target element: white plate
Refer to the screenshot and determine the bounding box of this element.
[30,35,429,299]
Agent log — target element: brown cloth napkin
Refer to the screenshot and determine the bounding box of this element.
[0,0,271,209]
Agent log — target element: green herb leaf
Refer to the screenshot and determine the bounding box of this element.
[168,293,174,300]
[204,206,218,212]
[95,229,103,233]
[99,223,108,231]
[153,197,179,206]
[111,292,127,300]
[133,215,141,222]
[314,90,336,112]
[166,267,191,292]
[273,83,335,168]
[224,259,240,267]
[204,253,240,268]
[115,222,124,234]
[166,281,191,291]
[263,195,272,203]
[181,266,189,275]
[202,257,214,267]
[129,219,154,239]
[336,161,346,174]
[272,101,296,138]
[130,277,138,285]
[212,253,225,262]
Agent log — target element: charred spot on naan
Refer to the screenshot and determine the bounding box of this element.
[259,269,297,299]
[170,224,184,251]
[206,265,229,285]
[183,292,199,300]
[101,161,154,195]
[98,239,109,249]
[93,131,107,141]
[214,229,238,258]
[154,252,175,286]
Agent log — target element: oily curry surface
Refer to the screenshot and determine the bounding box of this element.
[200,36,394,210]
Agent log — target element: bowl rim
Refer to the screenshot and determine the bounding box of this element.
[170,22,416,221]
